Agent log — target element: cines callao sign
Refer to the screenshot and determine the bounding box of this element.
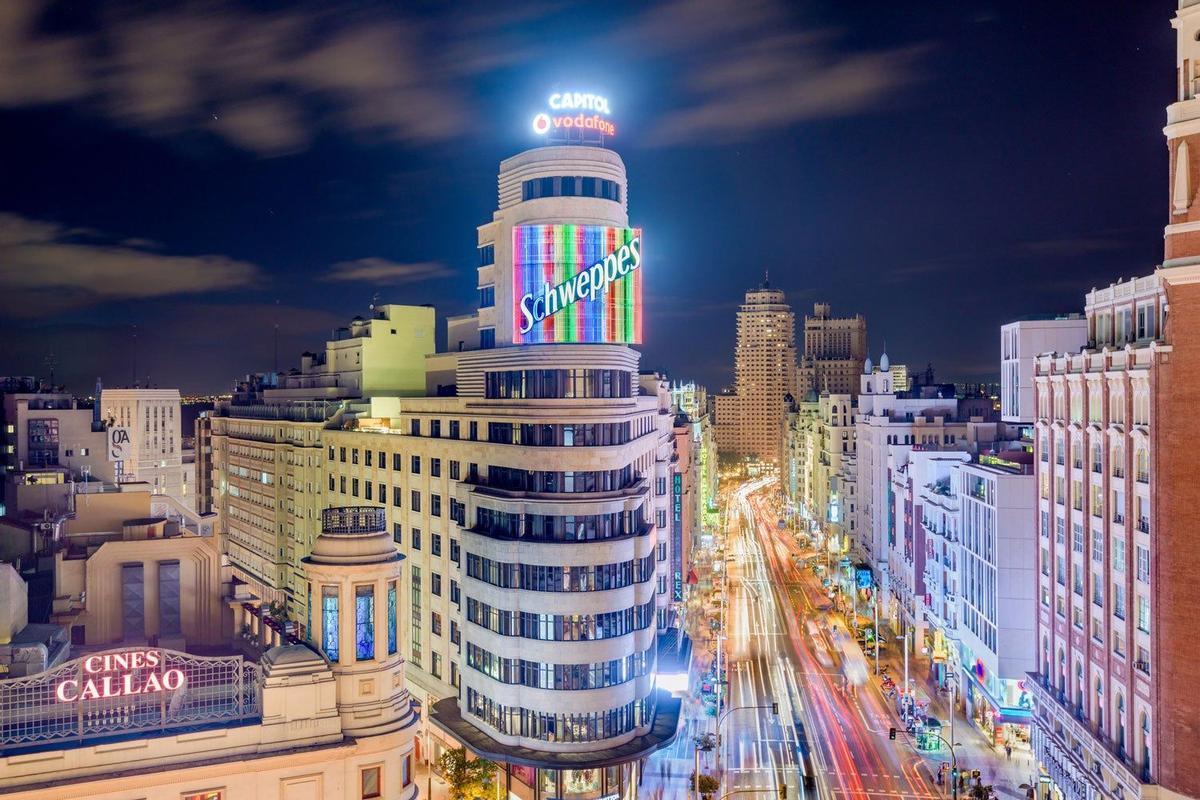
[55,649,186,702]
[512,224,643,345]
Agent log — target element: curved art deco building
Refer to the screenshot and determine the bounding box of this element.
[420,144,679,798]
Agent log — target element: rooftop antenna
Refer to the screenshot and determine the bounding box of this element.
[131,324,138,387]
[272,298,280,375]
[44,352,57,389]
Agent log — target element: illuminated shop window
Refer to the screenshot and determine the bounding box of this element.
[356,585,375,660]
[322,586,339,662]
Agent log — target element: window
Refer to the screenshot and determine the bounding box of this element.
[378,450,385,469]
[1136,545,1149,583]
[432,458,442,477]
[432,611,443,636]
[352,448,360,465]
[432,533,443,557]
[410,419,420,436]
[393,489,402,508]
[480,327,496,349]
[432,651,443,679]
[322,586,339,662]
[656,477,667,496]
[469,421,478,440]
[393,523,403,545]
[479,286,495,308]
[431,420,442,438]
[388,581,398,655]
[183,792,223,800]
[361,766,382,800]
[412,455,421,474]
[340,447,346,463]
[450,460,461,480]
[411,491,421,512]
[450,421,460,440]
[356,586,375,660]
[478,244,495,266]
[450,537,460,564]
[412,528,422,550]
[432,572,442,596]
[392,452,402,471]
[450,579,460,605]
[431,494,442,517]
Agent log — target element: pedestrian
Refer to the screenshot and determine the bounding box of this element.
[1006,744,1012,760]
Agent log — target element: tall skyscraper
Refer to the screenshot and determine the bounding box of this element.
[1028,6,1200,799]
[797,302,867,398]
[715,282,796,464]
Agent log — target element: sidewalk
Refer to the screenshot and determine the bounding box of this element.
[871,637,1035,796]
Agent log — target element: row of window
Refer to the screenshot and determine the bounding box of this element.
[329,446,469,478]
[315,582,397,663]
[485,465,636,494]
[486,421,632,447]
[521,176,622,203]
[465,642,654,690]
[465,552,656,592]
[474,507,647,542]
[485,369,633,400]
[465,597,656,641]
[465,687,652,743]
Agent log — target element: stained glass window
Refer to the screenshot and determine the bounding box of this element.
[356,585,375,660]
[387,580,398,655]
[322,586,339,662]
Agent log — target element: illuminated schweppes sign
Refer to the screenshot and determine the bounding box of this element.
[513,224,642,344]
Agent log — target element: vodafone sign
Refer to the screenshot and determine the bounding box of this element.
[532,91,615,141]
[55,649,186,702]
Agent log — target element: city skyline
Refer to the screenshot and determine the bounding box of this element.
[0,0,1173,394]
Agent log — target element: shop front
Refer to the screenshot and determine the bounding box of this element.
[962,658,1033,750]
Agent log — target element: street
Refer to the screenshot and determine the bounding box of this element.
[645,478,1031,800]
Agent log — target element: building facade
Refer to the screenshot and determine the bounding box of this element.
[1000,318,1087,424]
[715,283,797,465]
[1027,8,1200,798]
[100,389,187,501]
[797,302,867,398]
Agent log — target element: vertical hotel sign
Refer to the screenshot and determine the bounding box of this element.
[672,469,683,602]
[513,224,642,344]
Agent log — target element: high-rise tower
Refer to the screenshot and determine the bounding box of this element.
[715,281,797,464]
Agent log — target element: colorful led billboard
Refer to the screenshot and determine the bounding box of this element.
[513,224,642,344]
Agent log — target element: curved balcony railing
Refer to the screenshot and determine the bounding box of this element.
[322,506,387,536]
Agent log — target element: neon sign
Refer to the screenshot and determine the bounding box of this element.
[513,224,642,344]
[532,92,616,140]
[55,649,186,702]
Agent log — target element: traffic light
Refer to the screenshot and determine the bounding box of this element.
[951,769,959,783]
[771,702,779,715]
[889,727,896,740]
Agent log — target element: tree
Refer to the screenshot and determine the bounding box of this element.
[438,747,497,800]
[694,732,717,751]
[968,784,997,800]
[690,772,720,800]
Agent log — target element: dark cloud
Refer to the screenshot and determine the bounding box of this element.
[0,1,501,156]
[0,213,261,317]
[322,259,455,284]
[619,0,931,145]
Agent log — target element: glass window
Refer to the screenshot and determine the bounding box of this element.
[479,286,495,308]
[361,766,381,799]
[412,455,421,474]
[481,328,496,349]
[322,586,340,662]
[356,585,375,660]
[388,581,398,655]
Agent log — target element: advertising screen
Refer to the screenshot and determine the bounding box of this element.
[512,224,642,344]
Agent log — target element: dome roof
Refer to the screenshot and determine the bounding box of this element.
[879,352,890,371]
[864,357,873,374]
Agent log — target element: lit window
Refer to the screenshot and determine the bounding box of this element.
[356,585,375,660]
[183,791,223,800]
[322,586,339,662]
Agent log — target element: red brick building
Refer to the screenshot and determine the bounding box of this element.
[1028,4,1200,800]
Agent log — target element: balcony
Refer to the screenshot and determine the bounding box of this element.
[1136,471,1149,484]
[1136,518,1149,534]
[1026,671,1143,784]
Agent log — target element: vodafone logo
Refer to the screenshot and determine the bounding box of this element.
[532,113,551,134]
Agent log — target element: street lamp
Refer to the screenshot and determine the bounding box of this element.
[716,702,778,777]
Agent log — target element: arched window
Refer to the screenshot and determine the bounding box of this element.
[1091,443,1103,473]
[1075,662,1084,713]
[1095,677,1104,731]
[1135,448,1149,483]
[1112,443,1125,478]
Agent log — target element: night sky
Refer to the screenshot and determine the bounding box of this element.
[0,0,1175,395]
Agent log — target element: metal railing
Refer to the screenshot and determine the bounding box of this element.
[322,506,387,535]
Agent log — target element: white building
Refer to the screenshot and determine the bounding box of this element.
[100,389,186,501]
[1000,318,1087,424]
[955,454,1037,750]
